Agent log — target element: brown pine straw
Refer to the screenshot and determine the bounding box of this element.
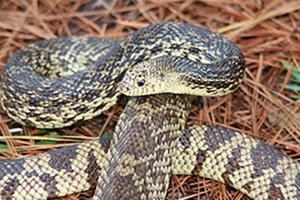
[0,0,300,199]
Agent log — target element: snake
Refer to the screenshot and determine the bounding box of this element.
[0,22,299,200]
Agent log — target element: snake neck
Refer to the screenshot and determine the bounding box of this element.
[94,94,191,200]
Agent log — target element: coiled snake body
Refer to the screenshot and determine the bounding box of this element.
[0,22,299,199]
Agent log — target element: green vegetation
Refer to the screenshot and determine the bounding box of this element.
[282,61,300,99]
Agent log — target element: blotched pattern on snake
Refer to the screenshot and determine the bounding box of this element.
[0,22,298,200]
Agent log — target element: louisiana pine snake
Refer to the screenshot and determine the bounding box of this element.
[0,22,299,199]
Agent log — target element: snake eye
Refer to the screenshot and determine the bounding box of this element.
[137,79,145,87]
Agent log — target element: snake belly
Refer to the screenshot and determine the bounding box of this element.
[0,124,299,199]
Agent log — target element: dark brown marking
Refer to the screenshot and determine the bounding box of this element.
[25,171,39,178]
[192,150,208,175]
[179,128,192,149]
[204,125,236,151]
[268,173,285,200]
[1,177,20,199]
[48,144,78,172]
[241,183,252,194]
[85,151,102,188]
[222,147,242,186]
[39,173,58,198]
[225,147,242,174]
[0,159,25,179]
[250,141,284,177]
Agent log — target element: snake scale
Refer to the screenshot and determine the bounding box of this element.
[0,22,299,199]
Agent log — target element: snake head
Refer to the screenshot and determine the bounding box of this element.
[118,56,198,96]
[118,59,165,96]
[119,51,244,97]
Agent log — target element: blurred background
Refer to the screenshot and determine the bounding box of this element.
[0,0,299,199]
